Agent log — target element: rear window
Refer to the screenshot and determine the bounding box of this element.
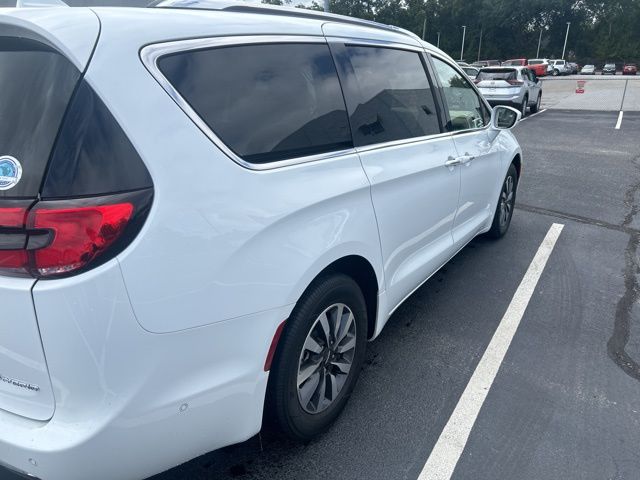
[503,60,523,66]
[477,69,518,81]
[528,60,544,65]
[335,46,441,147]
[0,38,80,198]
[158,43,352,164]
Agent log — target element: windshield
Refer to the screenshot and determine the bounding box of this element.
[476,69,517,81]
[605,64,615,68]
[502,60,522,66]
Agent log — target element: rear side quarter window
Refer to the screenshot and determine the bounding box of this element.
[157,42,352,165]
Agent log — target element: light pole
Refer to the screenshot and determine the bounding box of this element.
[437,31,441,49]
[536,28,543,58]
[460,25,466,61]
[477,26,483,62]
[561,22,571,59]
[422,16,427,40]
[323,0,329,12]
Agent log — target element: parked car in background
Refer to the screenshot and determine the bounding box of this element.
[476,66,542,117]
[0,2,524,480]
[580,64,596,75]
[503,58,547,77]
[623,64,638,75]
[528,58,551,76]
[462,66,480,80]
[568,62,579,74]
[548,59,571,76]
[457,60,471,67]
[473,59,501,68]
[602,63,617,75]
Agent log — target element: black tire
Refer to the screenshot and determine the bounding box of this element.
[530,93,541,113]
[487,163,518,239]
[553,69,559,76]
[520,95,528,117]
[265,273,367,441]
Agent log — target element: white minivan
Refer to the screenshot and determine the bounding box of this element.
[0,1,522,479]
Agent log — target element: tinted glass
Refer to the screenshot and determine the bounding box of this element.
[476,69,518,81]
[43,80,153,198]
[336,46,440,147]
[0,38,80,198]
[433,57,490,132]
[159,43,352,164]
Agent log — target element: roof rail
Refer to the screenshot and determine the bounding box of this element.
[150,0,421,43]
[16,0,68,6]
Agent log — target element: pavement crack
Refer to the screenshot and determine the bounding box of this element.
[607,154,640,382]
[515,203,640,235]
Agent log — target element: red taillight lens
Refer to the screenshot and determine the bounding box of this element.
[507,80,524,86]
[0,207,28,227]
[30,203,133,277]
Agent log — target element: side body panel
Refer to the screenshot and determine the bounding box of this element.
[88,9,384,333]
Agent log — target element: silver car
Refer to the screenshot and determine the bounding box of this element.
[580,64,596,75]
[548,59,571,76]
[476,66,543,117]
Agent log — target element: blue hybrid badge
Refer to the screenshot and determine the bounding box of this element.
[0,156,22,191]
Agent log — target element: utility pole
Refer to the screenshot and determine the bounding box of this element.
[422,16,427,40]
[437,31,441,49]
[561,22,571,59]
[460,25,466,61]
[477,26,483,62]
[323,0,329,13]
[536,28,543,58]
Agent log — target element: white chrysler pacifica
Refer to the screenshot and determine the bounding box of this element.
[0,1,522,478]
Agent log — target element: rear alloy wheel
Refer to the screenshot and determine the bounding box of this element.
[520,96,528,117]
[553,69,559,76]
[487,163,518,239]
[265,274,367,441]
[530,93,542,113]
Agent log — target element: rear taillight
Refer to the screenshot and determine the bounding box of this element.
[30,203,134,277]
[0,191,151,279]
[507,80,524,86]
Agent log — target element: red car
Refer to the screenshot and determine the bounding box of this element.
[623,64,638,75]
[503,58,547,77]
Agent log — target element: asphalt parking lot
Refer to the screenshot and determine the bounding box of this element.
[151,78,640,480]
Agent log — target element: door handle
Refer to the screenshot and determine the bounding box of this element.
[445,155,475,168]
[445,156,462,167]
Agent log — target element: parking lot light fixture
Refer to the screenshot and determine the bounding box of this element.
[562,22,571,59]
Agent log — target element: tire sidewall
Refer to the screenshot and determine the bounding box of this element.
[269,274,367,440]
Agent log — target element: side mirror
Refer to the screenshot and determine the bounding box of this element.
[491,105,521,130]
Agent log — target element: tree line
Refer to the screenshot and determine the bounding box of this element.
[265,0,640,65]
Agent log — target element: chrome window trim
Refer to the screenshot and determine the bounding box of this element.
[355,132,452,154]
[325,36,424,52]
[140,35,359,171]
[428,52,493,135]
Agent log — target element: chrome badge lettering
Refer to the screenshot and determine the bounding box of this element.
[0,372,40,392]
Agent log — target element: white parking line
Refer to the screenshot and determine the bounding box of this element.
[519,108,547,122]
[615,111,624,130]
[418,223,564,480]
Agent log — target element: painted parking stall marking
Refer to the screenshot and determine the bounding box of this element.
[418,223,564,480]
[519,108,547,122]
[616,111,624,130]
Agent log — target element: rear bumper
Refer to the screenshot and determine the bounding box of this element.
[484,97,523,108]
[0,261,291,480]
